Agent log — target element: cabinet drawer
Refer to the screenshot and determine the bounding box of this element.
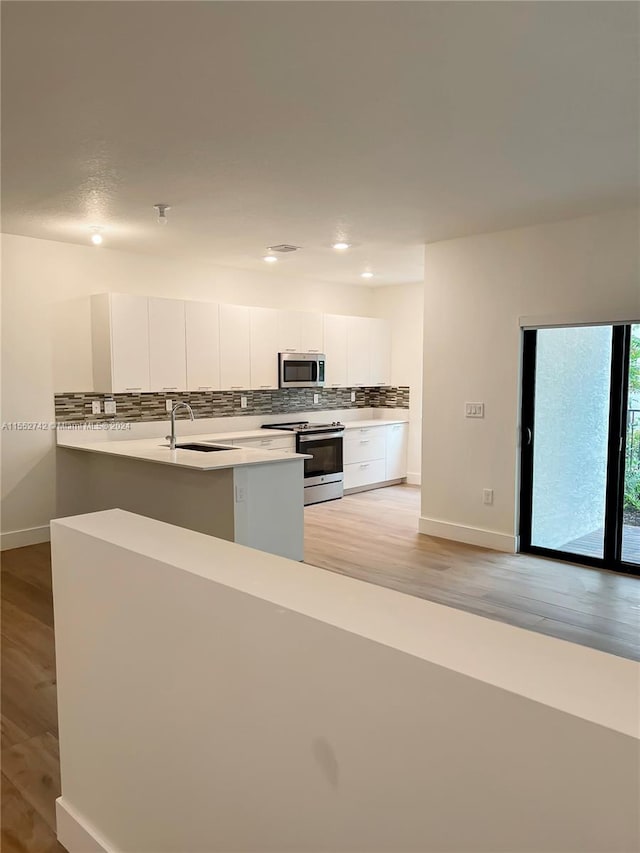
[233,436,294,451]
[344,429,386,463]
[344,459,386,490]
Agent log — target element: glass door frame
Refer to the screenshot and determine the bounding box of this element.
[519,324,638,575]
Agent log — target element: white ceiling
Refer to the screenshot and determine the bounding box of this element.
[2,2,637,286]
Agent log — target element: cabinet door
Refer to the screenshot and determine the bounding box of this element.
[277,310,302,353]
[370,318,391,386]
[323,314,348,387]
[385,422,409,480]
[301,312,324,353]
[110,294,150,393]
[185,301,220,391]
[347,316,371,386]
[219,304,251,390]
[250,307,280,389]
[148,298,187,392]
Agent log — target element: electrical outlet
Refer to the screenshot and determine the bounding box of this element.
[351,391,356,402]
[483,488,494,505]
[235,485,246,503]
[240,396,248,409]
[104,399,116,415]
[165,399,173,412]
[313,393,319,405]
[465,402,485,418]
[91,401,101,415]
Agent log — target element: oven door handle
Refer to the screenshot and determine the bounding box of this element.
[298,431,344,443]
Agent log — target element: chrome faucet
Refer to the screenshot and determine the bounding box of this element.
[166,401,195,450]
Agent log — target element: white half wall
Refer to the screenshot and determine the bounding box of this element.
[0,233,376,543]
[421,208,640,550]
[51,510,640,853]
[373,282,423,482]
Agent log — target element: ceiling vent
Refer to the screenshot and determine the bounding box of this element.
[268,244,301,253]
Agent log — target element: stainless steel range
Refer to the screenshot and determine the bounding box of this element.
[262,421,345,505]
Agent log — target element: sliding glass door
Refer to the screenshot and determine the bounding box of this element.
[520,324,639,574]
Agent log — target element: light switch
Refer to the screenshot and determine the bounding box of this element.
[91,401,101,415]
[313,393,319,405]
[240,396,248,409]
[351,391,356,402]
[104,399,116,415]
[483,488,494,505]
[165,399,173,412]
[465,402,485,418]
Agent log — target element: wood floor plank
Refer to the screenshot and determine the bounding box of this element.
[1,716,31,752]
[2,734,61,832]
[1,572,54,629]
[0,774,64,853]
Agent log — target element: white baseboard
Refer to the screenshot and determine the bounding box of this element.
[56,798,115,853]
[406,472,421,486]
[418,517,516,553]
[1,524,50,551]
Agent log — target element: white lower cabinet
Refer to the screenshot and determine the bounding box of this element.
[343,423,408,492]
[385,422,409,480]
[344,459,387,491]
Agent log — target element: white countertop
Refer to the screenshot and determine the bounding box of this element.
[343,418,407,429]
[57,434,308,471]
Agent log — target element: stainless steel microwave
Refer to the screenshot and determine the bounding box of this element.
[278,352,326,388]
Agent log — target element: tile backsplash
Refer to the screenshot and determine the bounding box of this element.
[54,386,410,423]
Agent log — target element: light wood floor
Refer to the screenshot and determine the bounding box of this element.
[304,485,640,661]
[2,486,640,852]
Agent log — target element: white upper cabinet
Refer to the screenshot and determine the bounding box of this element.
[300,312,324,353]
[276,310,324,354]
[369,318,391,386]
[346,316,371,387]
[219,304,251,390]
[148,298,187,392]
[277,310,302,353]
[91,293,150,393]
[250,307,280,389]
[185,301,220,391]
[323,314,348,387]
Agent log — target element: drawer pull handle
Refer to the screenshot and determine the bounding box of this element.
[125,387,142,391]
[162,387,177,391]
[360,463,369,468]
[259,385,272,389]
[230,386,244,389]
[360,439,370,444]
[197,386,213,390]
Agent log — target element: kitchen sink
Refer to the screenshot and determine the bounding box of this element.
[173,443,233,452]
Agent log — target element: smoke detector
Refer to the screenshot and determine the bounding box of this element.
[268,244,301,253]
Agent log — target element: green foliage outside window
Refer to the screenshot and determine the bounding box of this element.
[624,331,640,516]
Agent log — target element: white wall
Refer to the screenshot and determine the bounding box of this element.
[0,233,376,545]
[373,282,423,483]
[420,208,640,551]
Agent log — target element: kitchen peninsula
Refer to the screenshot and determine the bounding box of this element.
[56,430,308,560]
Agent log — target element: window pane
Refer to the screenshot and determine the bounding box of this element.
[622,324,640,565]
[531,326,612,558]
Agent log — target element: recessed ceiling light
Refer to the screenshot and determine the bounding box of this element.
[89,227,103,246]
[361,271,373,279]
[263,255,278,263]
[332,242,350,250]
